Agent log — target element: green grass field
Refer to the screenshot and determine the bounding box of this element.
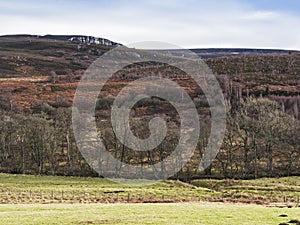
[0,174,299,224]
[0,173,299,204]
[0,203,299,225]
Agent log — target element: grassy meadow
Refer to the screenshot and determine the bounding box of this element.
[0,173,299,205]
[0,203,299,225]
[0,174,299,224]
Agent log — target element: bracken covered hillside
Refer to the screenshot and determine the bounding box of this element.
[0,36,299,109]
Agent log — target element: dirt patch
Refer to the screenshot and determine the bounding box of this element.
[78,219,121,224]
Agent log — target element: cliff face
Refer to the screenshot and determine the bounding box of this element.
[67,35,121,46]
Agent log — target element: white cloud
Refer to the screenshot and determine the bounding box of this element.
[241,11,279,20]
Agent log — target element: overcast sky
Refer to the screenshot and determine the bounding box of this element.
[1,0,300,49]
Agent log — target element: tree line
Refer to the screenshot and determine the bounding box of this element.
[0,96,299,180]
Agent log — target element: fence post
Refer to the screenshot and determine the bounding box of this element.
[127,193,130,202]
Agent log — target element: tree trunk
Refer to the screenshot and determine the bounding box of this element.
[266,144,273,177]
[243,135,249,178]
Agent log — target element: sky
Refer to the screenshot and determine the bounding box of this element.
[1,0,300,49]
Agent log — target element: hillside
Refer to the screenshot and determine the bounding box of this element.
[0,35,116,78]
[1,35,300,109]
[193,48,299,59]
[0,35,299,180]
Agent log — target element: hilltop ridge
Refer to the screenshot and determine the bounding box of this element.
[0,34,122,46]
